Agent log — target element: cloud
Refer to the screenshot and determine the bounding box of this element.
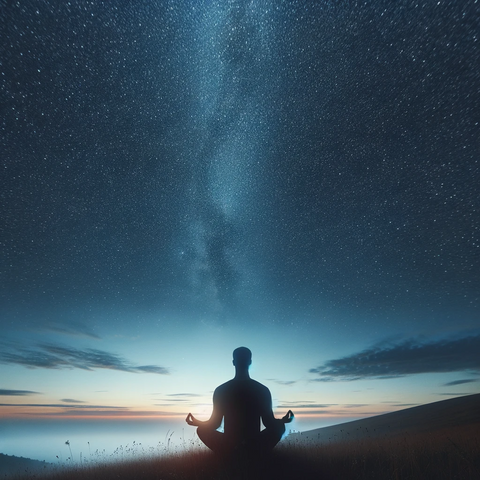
[267,379,298,386]
[135,365,170,374]
[0,403,126,409]
[44,323,101,340]
[0,389,40,396]
[442,379,478,387]
[309,334,480,381]
[166,393,202,397]
[437,392,472,396]
[277,400,336,410]
[61,398,86,403]
[309,377,336,383]
[277,403,333,409]
[0,343,169,374]
[154,394,203,405]
[31,409,181,417]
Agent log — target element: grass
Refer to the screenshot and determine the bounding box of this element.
[10,423,480,480]
[283,423,480,480]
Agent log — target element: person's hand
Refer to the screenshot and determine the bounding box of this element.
[282,410,294,424]
[185,413,200,427]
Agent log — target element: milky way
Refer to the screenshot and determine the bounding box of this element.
[175,1,278,320]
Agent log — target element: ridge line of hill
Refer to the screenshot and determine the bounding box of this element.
[288,393,480,445]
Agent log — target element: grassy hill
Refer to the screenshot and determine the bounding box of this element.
[289,392,480,445]
[0,453,51,477]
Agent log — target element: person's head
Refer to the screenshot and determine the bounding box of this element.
[232,347,252,369]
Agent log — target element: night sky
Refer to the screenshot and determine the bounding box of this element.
[1,0,479,435]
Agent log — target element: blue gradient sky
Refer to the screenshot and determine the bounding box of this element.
[1,0,479,451]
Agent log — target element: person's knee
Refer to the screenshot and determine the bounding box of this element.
[259,419,286,450]
[196,426,225,453]
[196,425,211,442]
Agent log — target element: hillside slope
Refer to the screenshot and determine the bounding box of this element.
[289,393,480,445]
[0,453,51,477]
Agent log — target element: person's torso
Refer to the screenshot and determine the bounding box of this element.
[217,379,269,440]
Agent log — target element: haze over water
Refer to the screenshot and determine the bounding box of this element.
[1,416,353,463]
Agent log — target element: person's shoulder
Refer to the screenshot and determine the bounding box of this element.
[214,379,235,393]
[250,379,271,393]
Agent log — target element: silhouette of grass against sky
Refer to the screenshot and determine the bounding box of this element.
[12,422,480,480]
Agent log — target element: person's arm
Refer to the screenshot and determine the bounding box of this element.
[186,389,223,429]
[260,388,294,428]
[260,388,278,429]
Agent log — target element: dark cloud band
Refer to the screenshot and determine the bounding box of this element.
[310,334,480,381]
[0,389,40,396]
[0,343,169,375]
[442,379,478,387]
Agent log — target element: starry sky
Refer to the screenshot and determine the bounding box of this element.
[1,0,479,436]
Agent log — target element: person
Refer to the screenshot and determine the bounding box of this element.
[186,347,294,456]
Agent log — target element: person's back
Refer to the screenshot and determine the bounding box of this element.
[216,377,271,442]
[186,347,294,456]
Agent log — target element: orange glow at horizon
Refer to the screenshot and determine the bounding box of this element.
[0,404,188,420]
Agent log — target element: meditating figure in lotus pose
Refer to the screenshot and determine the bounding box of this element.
[186,347,294,455]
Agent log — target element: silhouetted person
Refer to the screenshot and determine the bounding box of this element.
[186,347,294,456]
